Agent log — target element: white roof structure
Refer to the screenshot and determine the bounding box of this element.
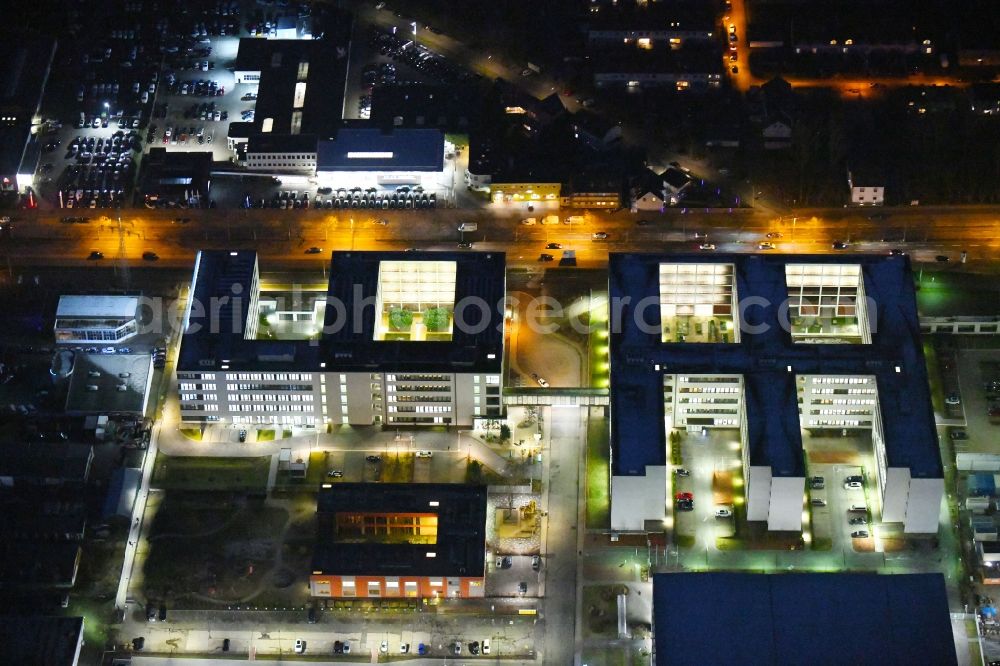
[56,295,139,320]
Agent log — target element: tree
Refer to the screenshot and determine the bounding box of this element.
[422,306,451,332]
[499,424,511,441]
[388,307,413,331]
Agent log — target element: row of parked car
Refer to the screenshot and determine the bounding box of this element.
[371,29,472,85]
[166,78,225,97]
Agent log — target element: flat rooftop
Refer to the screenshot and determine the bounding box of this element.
[0,31,56,175]
[587,0,716,34]
[0,616,83,666]
[0,444,93,484]
[65,353,153,415]
[234,13,351,139]
[653,572,955,666]
[322,251,504,374]
[313,483,487,578]
[316,128,445,172]
[609,253,941,479]
[56,295,139,320]
[178,250,505,374]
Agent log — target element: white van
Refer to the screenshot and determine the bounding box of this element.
[458,222,478,232]
[541,215,560,225]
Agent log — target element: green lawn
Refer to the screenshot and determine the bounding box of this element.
[179,428,202,441]
[303,451,329,486]
[586,413,610,529]
[382,454,414,483]
[256,429,275,442]
[923,342,945,413]
[141,493,290,600]
[151,452,271,491]
[466,460,506,485]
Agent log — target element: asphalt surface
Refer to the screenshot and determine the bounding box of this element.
[5,205,1000,273]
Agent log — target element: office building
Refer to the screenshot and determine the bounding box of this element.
[176,250,505,427]
[608,253,943,534]
[54,295,140,344]
[310,483,487,598]
[0,32,56,193]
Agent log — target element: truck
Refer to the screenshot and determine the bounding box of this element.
[541,215,560,225]
[564,216,585,225]
[458,222,478,232]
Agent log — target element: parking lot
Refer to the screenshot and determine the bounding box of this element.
[672,428,742,545]
[486,553,542,598]
[803,430,876,550]
[29,0,477,213]
[149,34,241,164]
[343,26,478,121]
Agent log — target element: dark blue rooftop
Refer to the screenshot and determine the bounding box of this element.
[316,128,444,172]
[179,250,505,375]
[322,251,505,374]
[652,572,955,666]
[609,253,941,479]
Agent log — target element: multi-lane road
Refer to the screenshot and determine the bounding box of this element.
[5,205,1000,271]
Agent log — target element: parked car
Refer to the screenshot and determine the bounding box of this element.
[757,241,775,250]
[715,507,733,519]
[844,481,863,490]
[850,530,870,539]
[365,455,382,463]
[294,639,305,654]
[415,450,433,458]
[532,555,541,571]
[945,393,961,406]
[809,476,825,489]
[674,468,690,477]
[950,430,968,440]
[810,498,827,507]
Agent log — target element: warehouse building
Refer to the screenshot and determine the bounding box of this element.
[0,616,84,666]
[310,483,487,599]
[0,31,57,194]
[608,253,943,534]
